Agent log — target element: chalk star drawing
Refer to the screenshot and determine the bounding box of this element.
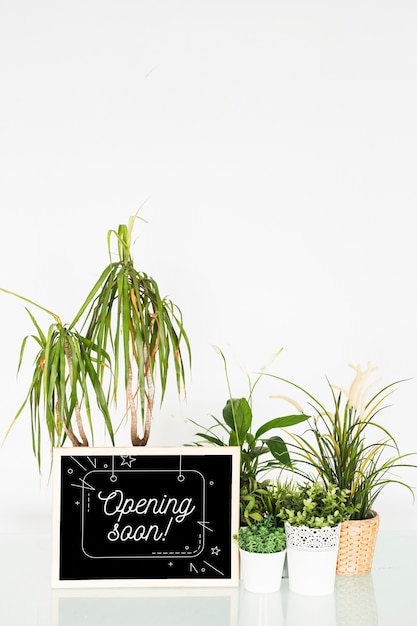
[211,546,221,556]
[120,455,136,468]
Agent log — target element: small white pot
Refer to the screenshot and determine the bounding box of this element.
[284,523,341,596]
[239,548,286,593]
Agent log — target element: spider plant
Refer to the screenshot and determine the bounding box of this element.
[265,364,417,519]
[70,212,191,446]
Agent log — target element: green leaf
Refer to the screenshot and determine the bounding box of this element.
[255,413,310,438]
[223,398,252,444]
[194,432,225,446]
[264,436,292,467]
[229,430,239,447]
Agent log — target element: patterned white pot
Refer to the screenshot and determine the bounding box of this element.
[284,522,341,596]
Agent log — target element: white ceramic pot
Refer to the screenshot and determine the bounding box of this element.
[239,548,286,593]
[284,522,341,596]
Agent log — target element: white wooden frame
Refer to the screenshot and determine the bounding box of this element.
[52,446,240,588]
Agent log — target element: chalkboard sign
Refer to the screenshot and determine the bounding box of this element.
[52,447,240,588]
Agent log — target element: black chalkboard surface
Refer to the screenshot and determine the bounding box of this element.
[52,447,240,588]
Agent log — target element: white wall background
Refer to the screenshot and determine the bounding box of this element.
[0,0,416,533]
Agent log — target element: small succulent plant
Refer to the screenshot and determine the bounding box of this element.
[234,514,286,553]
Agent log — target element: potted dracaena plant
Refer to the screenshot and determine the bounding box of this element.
[264,363,417,575]
[233,513,286,593]
[190,346,310,525]
[1,212,191,470]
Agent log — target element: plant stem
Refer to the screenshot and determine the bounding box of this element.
[128,357,155,446]
[64,339,88,446]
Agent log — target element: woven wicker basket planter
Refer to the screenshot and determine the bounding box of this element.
[336,511,380,576]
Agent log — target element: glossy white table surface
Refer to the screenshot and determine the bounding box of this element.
[1,531,416,626]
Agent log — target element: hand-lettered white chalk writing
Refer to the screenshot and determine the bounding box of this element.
[97,490,196,523]
[97,490,196,543]
[107,518,173,543]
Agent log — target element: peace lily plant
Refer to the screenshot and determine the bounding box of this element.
[191,347,310,525]
[1,213,191,469]
[265,363,416,520]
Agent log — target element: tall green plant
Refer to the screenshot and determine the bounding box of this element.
[71,213,191,446]
[265,364,417,519]
[1,212,191,467]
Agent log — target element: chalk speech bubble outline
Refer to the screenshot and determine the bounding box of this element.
[80,469,207,560]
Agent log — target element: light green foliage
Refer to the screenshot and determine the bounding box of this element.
[239,477,277,526]
[276,482,356,528]
[264,367,417,520]
[234,514,286,553]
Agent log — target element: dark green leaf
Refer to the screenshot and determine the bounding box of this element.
[264,436,292,467]
[223,398,252,443]
[255,413,310,438]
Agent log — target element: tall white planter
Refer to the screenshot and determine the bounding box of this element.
[239,549,286,593]
[284,523,341,596]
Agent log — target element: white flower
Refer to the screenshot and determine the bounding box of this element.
[269,394,305,414]
[346,363,380,415]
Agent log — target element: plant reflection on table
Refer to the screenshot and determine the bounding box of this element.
[335,573,378,626]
